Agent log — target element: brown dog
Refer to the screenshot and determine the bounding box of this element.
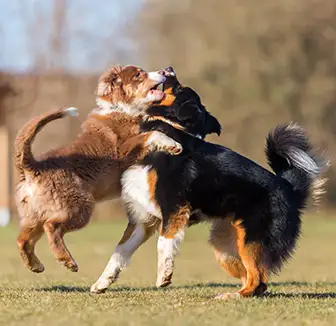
[15,65,182,273]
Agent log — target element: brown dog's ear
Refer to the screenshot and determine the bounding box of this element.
[206,113,222,136]
[96,66,122,97]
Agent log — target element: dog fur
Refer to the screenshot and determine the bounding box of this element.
[90,67,221,293]
[15,65,182,274]
[91,68,328,299]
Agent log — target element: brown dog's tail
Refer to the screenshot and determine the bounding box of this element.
[14,107,79,174]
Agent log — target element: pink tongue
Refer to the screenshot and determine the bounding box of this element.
[151,89,164,97]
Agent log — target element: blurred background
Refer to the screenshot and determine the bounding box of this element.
[1,0,336,224]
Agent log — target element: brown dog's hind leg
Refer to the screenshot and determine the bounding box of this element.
[17,222,45,273]
[43,220,79,272]
[43,201,93,272]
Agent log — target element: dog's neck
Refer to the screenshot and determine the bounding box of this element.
[146,116,203,139]
[146,116,186,132]
[95,97,144,117]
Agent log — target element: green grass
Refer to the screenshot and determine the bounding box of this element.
[0,216,336,326]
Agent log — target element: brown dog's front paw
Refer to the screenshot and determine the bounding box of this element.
[29,262,45,273]
[63,260,78,272]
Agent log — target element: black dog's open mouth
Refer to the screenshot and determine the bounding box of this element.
[156,83,164,91]
[150,82,164,91]
[148,82,165,99]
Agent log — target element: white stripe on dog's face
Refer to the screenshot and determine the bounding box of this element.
[148,71,166,84]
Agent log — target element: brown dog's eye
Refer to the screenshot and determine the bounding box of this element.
[135,71,141,78]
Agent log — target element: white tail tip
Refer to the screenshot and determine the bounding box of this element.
[64,107,79,117]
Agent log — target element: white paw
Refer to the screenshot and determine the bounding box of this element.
[147,131,182,155]
[156,272,173,288]
[90,279,110,294]
[156,256,174,288]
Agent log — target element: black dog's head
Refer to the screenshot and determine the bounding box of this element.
[146,66,221,139]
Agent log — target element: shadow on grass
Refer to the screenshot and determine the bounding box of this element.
[262,292,336,299]
[36,281,336,300]
[35,282,237,293]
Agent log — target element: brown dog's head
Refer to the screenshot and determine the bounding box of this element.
[147,66,222,139]
[96,65,167,115]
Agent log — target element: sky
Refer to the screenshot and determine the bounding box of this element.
[0,0,143,73]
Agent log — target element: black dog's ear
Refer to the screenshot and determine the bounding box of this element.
[175,102,201,122]
[206,113,222,136]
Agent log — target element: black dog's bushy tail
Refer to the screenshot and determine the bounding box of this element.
[266,122,329,208]
[263,123,329,273]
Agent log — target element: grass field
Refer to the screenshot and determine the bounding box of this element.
[0,216,336,326]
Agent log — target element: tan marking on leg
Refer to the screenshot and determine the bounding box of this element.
[156,205,190,288]
[234,219,262,297]
[147,169,159,209]
[161,205,190,239]
[213,219,267,300]
[213,249,247,282]
[210,218,247,284]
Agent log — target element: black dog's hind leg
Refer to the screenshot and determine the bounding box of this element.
[212,219,269,299]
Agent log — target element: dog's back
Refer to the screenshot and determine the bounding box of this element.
[136,119,328,298]
[15,109,144,223]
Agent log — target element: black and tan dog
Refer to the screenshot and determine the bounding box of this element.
[91,67,328,299]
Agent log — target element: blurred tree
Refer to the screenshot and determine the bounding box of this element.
[0,73,15,126]
[134,0,336,206]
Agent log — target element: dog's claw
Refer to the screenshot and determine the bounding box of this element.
[167,143,183,155]
[90,279,110,294]
[29,263,45,273]
[63,260,78,272]
[156,269,173,288]
[156,278,172,288]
